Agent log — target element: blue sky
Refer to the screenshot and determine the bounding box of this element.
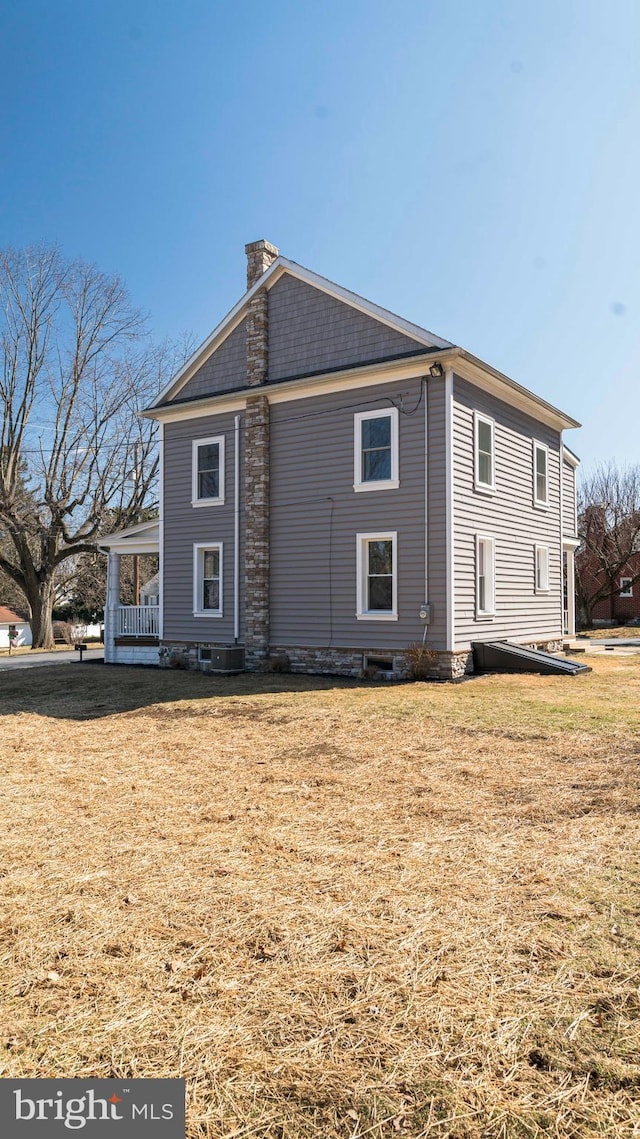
[1,0,639,471]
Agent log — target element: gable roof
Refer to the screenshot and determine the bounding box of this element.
[0,606,29,624]
[98,518,160,554]
[154,256,454,406]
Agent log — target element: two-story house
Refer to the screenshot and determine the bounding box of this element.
[101,240,581,679]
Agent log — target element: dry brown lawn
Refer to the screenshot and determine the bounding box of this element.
[579,627,640,640]
[1,657,639,1138]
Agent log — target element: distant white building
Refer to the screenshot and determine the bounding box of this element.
[0,606,32,648]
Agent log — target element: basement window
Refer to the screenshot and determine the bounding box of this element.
[364,655,395,675]
[199,647,212,662]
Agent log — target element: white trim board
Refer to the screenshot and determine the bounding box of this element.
[562,445,581,468]
[445,369,455,649]
[144,347,579,434]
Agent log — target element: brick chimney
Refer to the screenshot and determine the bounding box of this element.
[245,239,279,290]
[243,240,278,670]
[245,240,278,389]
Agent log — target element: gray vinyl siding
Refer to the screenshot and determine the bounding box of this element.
[452,376,563,647]
[268,275,426,382]
[163,413,243,643]
[562,460,577,538]
[178,319,247,401]
[269,377,428,650]
[425,378,448,647]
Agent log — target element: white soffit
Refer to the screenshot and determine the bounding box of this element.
[144,345,579,433]
[99,519,160,552]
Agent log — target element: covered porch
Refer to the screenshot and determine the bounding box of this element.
[99,520,160,665]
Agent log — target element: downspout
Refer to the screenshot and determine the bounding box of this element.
[234,413,240,643]
[445,368,455,651]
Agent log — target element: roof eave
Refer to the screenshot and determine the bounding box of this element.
[455,350,581,432]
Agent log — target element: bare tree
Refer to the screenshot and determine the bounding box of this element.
[0,246,166,648]
[576,462,640,627]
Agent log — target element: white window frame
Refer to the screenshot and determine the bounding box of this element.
[193,542,223,618]
[620,577,633,598]
[356,532,398,620]
[533,441,549,509]
[475,534,496,618]
[192,435,225,507]
[474,411,496,493]
[535,544,550,593]
[353,408,399,492]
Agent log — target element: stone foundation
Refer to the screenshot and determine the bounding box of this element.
[269,645,410,679]
[429,650,474,680]
[268,645,474,681]
[522,639,563,654]
[159,639,564,680]
[159,642,244,672]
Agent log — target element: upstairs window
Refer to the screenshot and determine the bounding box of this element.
[192,436,225,506]
[354,408,399,491]
[193,543,223,617]
[356,532,398,620]
[476,535,495,617]
[474,413,495,491]
[533,442,549,507]
[620,577,633,598]
[535,544,550,592]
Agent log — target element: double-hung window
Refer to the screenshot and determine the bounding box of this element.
[192,436,225,506]
[356,532,398,620]
[620,577,633,598]
[476,535,495,617]
[535,544,550,592]
[353,408,399,491]
[474,412,495,492]
[193,543,223,617]
[533,441,549,508]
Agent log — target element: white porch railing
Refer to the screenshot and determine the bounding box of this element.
[116,605,159,637]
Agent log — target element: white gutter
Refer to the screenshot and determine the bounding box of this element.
[234,413,240,643]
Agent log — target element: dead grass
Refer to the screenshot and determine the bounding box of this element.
[1,658,639,1137]
[579,626,640,639]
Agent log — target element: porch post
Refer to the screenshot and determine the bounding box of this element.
[566,547,576,636]
[105,552,121,663]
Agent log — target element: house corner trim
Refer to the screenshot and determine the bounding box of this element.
[445,369,455,650]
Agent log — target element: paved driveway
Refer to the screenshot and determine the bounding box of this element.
[0,649,104,671]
